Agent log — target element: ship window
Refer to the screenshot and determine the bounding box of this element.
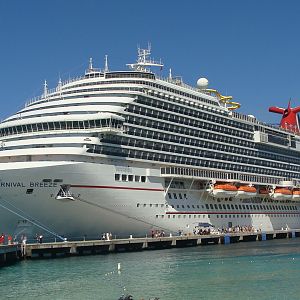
[177,205,180,208]
[168,193,172,199]
[42,179,52,182]
[122,174,127,181]
[26,189,33,194]
[49,122,54,130]
[128,175,134,181]
[115,174,120,181]
[135,175,140,182]
[141,176,146,182]
[178,193,182,200]
[192,205,195,208]
[205,204,209,209]
[223,204,226,209]
[137,203,140,207]
[173,193,177,199]
[214,204,218,209]
[219,204,222,209]
[54,179,63,183]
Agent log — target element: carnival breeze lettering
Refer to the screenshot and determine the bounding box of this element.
[0,182,58,188]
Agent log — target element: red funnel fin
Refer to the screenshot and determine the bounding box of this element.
[269,101,300,133]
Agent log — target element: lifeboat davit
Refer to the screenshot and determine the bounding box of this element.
[235,186,257,199]
[293,189,300,200]
[271,188,292,200]
[211,183,237,198]
[258,188,269,198]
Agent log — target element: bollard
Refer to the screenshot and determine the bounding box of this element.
[261,233,267,241]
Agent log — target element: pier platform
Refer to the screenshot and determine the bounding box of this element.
[23,229,300,259]
[0,244,21,266]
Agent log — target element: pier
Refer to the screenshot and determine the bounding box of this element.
[0,244,21,266]
[22,229,300,259]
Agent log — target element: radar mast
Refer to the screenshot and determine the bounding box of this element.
[126,44,163,72]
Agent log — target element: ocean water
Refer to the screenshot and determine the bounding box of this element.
[1,239,300,300]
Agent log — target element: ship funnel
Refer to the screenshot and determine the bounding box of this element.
[269,101,300,133]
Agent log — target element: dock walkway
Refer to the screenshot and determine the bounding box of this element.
[0,244,21,266]
[23,229,300,259]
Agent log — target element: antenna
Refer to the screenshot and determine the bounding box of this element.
[43,80,48,97]
[57,77,62,92]
[169,68,172,80]
[89,58,93,70]
[104,55,109,72]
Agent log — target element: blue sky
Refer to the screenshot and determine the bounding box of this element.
[1,0,300,124]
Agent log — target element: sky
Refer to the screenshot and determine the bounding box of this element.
[0,0,300,124]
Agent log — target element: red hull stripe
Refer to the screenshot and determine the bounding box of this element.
[166,211,299,215]
[70,184,164,192]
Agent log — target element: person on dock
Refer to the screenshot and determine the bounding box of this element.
[20,235,27,257]
[0,233,4,244]
[38,234,43,244]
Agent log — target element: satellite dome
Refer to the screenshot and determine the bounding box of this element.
[197,77,209,89]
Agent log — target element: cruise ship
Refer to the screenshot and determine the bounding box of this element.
[1,46,300,240]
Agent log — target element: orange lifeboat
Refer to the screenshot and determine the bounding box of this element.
[211,183,237,198]
[236,186,257,199]
[293,189,300,200]
[271,188,292,200]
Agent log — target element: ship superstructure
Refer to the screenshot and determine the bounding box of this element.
[0,46,300,239]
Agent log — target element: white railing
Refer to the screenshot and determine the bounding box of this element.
[25,76,85,107]
[160,166,285,186]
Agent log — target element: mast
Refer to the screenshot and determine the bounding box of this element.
[43,80,48,97]
[126,44,163,72]
[104,55,109,73]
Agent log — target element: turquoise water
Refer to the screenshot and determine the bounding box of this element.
[1,239,300,300]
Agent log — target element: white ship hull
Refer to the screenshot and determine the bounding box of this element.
[0,160,299,240]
